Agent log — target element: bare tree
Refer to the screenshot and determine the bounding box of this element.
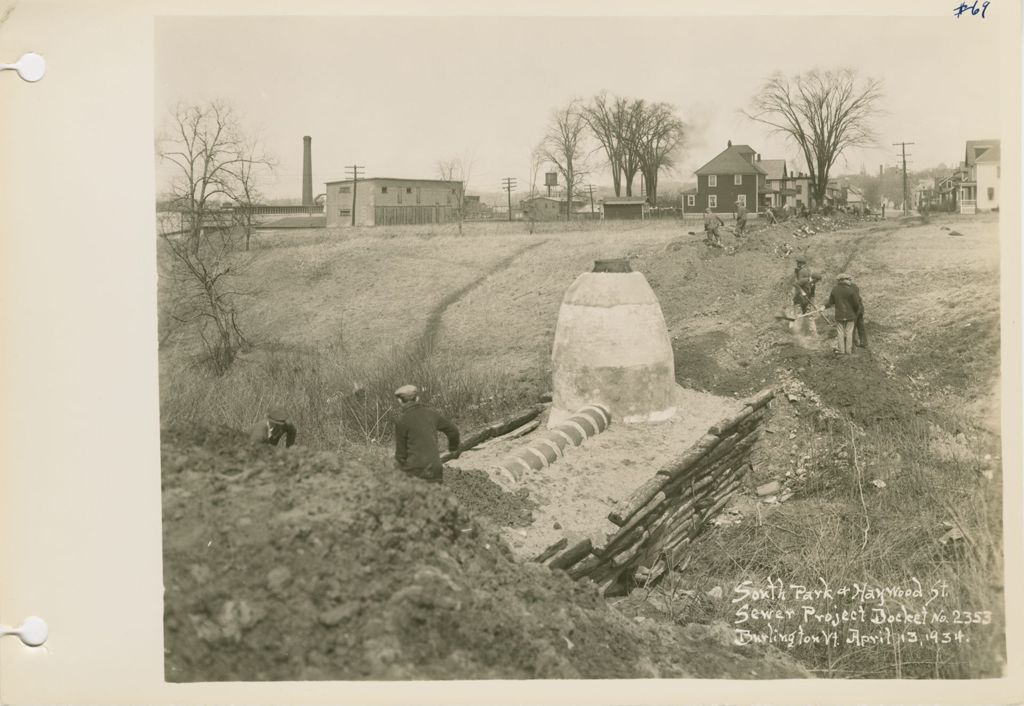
[633,101,686,206]
[157,100,270,372]
[540,99,590,221]
[744,68,884,209]
[437,151,474,235]
[583,93,631,197]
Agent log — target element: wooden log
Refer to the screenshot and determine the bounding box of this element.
[548,538,593,571]
[606,491,667,539]
[666,472,715,502]
[598,522,645,558]
[532,537,568,563]
[746,387,776,410]
[475,419,541,449]
[654,433,721,479]
[634,560,666,585]
[442,404,546,461]
[708,405,754,437]
[611,531,648,567]
[566,553,604,580]
[608,474,669,526]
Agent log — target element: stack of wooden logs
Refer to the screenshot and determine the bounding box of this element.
[533,387,775,596]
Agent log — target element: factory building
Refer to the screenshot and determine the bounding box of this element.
[325,177,464,227]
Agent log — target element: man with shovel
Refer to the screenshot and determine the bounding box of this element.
[393,384,461,484]
[825,273,864,355]
[791,255,821,315]
[703,207,724,248]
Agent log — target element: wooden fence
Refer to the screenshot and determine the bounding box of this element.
[374,205,455,226]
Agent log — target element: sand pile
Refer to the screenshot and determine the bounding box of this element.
[162,423,806,681]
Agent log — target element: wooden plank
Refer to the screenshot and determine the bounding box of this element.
[708,405,754,437]
[548,538,593,571]
[442,404,546,462]
[746,387,776,410]
[566,553,604,580]
[531,537,568,563]
[606,491,666,540]
[608,474,669,526]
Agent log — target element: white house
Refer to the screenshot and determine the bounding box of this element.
[959,139,1000,214]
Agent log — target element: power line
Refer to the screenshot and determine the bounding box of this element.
[586,184,596,215]
[346,165,364,226]
[893,142,914,215]
[501,177,517,222]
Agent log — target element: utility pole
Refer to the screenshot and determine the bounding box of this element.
[892,142,914,215]
[502,177,517,222]
[346,164,364,226]
[586,184,596,215]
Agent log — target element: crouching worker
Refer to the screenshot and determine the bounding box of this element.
[250,405,297,448]
[393,384,460,484]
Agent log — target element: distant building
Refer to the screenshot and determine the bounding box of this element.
[686,141,768,214]
[325,177,463,227]
[602,197,647,220]
[759,159,792,210]
[958,139,1000,214]
[521,196,582,221]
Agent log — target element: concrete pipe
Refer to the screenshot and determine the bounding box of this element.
[491,404,611,487]
[549,263,676,427]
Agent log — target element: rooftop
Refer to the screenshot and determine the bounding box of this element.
[695,143,768,176]
[325,177,463,185]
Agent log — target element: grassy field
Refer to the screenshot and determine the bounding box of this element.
[158,212,1005,678]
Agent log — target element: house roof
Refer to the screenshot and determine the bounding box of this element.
[965,139,999,166]
[975,143,1001,163]
[695,144,767,176]
[759,159,787,181]
[603,197,647,205]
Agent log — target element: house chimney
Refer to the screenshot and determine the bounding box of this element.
[757,154,761,161]
[302,136,313,206]
[727,140,732,147]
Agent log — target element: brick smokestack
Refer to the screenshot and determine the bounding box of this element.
[302,136,313,206]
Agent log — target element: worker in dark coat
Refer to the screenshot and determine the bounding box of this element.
[734,201,748,236]
[848,275,868,347]
[393,384,460,484]
[825,273,864,355]
[703,207,724,248]
[249,405,297,448]
[791,255,821,314]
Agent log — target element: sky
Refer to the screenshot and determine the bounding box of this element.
[155,14,1001,201]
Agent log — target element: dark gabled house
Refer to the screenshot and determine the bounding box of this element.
[683,141,767,214]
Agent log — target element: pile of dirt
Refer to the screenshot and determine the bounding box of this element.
[162,424,809,681]
[442,465,536,528]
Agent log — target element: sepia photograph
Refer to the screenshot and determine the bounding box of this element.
[154,12,1010,682]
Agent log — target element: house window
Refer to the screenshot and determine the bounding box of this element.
[708,175,718,187]
[709,195,718,208]
[338,209,350,217]
[339,186,351,194]
[416,188,421,205]
[796,184,803,194]
[734,174,743,186]
[987,187,995,201]
[736,194,747,208]
[687,195,695,207]
[381,186,388,194]
[397,189,403,204]
[406,187,413,194]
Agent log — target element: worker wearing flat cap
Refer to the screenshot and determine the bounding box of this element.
[393,385,460,484]
[792,255,821,314]
[250,405,297,448]
[703,207,724,248]
[825,273,864,355]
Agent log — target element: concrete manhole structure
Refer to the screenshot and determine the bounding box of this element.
[450,260,775,596]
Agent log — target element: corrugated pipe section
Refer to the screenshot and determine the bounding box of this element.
[491,404,611,488]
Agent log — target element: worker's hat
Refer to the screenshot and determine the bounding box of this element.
[394,384,419,401]
[837,272,852,282]
[267,405,288,423]
[795,255,807,263]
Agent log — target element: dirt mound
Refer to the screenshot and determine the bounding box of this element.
[442,465,536,528]
[162,425,809,680]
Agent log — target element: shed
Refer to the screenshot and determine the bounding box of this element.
[602,197,647,220]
